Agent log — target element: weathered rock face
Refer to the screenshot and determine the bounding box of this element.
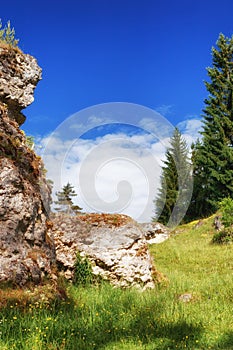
[49,213,156,289]
[0,46,42,125]
[0,46,55,286]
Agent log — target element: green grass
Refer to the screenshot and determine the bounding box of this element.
[1,216,233,349]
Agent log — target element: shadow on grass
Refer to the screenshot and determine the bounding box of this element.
[81,319,203,350]
[3,286,232,350]
[216,331,233,349]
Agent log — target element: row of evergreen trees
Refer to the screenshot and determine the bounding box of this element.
[154,33,233,226]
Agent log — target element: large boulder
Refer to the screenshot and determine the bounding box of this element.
[49,213,156,289]
[0,46,55,286]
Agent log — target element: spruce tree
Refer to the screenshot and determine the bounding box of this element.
[187,34,233,220]
[153,128,192,227]
[54,182,82,214]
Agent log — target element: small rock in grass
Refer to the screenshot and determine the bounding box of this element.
[178,293,193,302]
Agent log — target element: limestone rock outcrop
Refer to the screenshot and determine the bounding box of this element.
[0,46,42,125]
[0,46,55,286]
[49,213,156,289]
[0,44,165,289]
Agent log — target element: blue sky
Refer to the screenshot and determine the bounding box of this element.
[1,0,233,222]
[2,0,233,136]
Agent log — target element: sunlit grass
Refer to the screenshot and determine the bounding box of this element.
[1,216,233,349]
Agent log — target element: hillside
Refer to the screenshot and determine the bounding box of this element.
[149,215,233,349]
[1,215,233,349]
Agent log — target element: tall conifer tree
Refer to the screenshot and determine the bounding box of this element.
[187,34,233,220]
[153,128,192,227]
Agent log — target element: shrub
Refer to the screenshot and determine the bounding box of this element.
[0,20,19,47]
[73,252,93,286]
[218,197,233,228]
[212,228,233,244]
[212,197,233,244]
[25,135,35,150]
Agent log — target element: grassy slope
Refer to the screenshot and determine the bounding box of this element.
[149,216,233,349]
[1,216,233,349]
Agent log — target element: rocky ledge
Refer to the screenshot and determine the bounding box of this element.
[0,46,42,125]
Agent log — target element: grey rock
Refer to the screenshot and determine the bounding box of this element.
[178,293,193,302]
[49,213,156,290]
[0,47,42,125]
[0,47,55,286]
[140,222,170,244]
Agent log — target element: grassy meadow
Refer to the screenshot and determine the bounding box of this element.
[1,216,233,349]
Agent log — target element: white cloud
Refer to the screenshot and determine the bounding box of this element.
[177,117,203,146]
[38,131,163,222]
[155,104,174,116]
[37,114,203,223]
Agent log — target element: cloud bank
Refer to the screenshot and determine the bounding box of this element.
[37,103,202,223]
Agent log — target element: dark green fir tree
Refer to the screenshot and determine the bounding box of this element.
[153,128,192,227]
[186,33,233,221]
[54,182,82,214]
